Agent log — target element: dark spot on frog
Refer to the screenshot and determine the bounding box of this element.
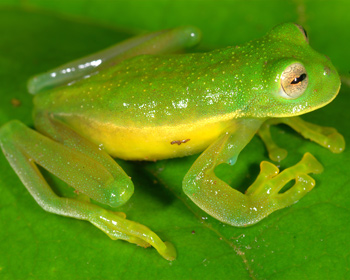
[170,139,190,145]
[11,98,21,107]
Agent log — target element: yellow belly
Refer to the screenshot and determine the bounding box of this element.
[66,114,237,160]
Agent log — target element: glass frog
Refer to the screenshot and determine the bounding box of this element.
[0,23,345,260]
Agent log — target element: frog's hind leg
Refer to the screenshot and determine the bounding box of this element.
[258,116,345,162]
[28,26,201,94]
[0,119,176,260]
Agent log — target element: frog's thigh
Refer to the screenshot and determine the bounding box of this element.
[259,116,345,162]
[28,26,201,94]
[182,119,323,227]
[0,120,175,260]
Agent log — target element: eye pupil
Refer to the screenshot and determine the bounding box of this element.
[291,73,307,84]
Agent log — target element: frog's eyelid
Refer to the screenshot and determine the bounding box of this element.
[294,24,309,43]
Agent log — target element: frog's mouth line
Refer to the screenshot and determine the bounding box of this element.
[306,82,341,114]
[273,81,341,118]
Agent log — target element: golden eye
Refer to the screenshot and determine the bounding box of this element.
[280,63,308,99]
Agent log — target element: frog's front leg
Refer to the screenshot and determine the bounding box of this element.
[258,116,345,162]
[183,119,323,226]
[0,117,176,260]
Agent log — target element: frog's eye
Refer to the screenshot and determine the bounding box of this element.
[280,63,308,99]
[294,24,309,43]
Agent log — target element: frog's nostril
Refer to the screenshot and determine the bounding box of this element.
[323,67,331,76]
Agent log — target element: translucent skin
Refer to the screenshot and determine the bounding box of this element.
[0,23,345,260]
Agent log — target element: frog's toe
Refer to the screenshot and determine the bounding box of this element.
[244,160,279,197]
[268,146,288,162]
[159,241,177,261]
[326,131,345,153]
[301,152,324,174]
[276,174,315,208]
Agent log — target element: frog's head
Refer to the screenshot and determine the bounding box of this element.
[245,22,341,118]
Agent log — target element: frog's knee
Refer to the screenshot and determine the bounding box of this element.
[0,119,24,133]
[177,26,202,48]
[0,120,29,144]
[105,178,134,208]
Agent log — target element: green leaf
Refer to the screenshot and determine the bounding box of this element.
[0,1,349,279]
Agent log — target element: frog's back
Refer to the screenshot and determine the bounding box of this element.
[37,50,245,123]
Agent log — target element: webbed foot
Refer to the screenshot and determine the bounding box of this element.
[244,153,323,223]
[90,210,176,261]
